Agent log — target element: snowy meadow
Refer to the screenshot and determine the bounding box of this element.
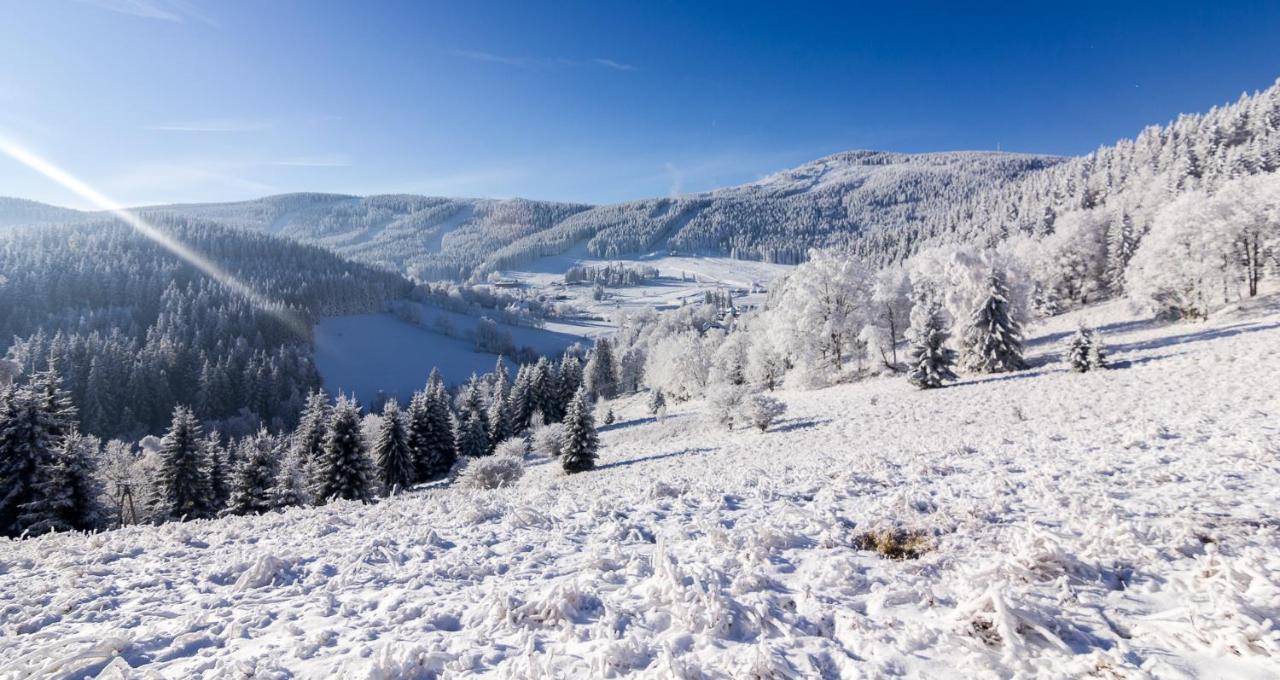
[3,295,1278,678]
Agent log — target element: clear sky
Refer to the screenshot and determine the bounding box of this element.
[2,1,1279,209]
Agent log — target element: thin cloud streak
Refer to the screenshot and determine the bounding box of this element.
[75,0,217,25]
[147,118,275,133]
[448,49,636,72]
[268,154,351,168]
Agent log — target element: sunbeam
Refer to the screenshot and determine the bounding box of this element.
[0,135,309,338]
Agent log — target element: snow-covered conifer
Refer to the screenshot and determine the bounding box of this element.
[905,291,958,389]
[19,431,104,534]
[154,405,214,521]
[314,396,377,503]
[372,401,415,494]
[270,445,309,510]
[586,337,619,401]
[1067,327,1093,373]
[560,387,598,474]
[224,429,279,516]
[962,267,1027,373]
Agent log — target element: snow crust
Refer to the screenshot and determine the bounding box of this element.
[3,298,1278,678]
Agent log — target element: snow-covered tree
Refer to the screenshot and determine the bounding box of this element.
[708,385,749,430]
[1066,325,1109,373]
[560,387,598,474]
[905,291,958,389]
[270,445,310,510]
[767,250,872,382]
[585,337,619,400]
[154,405,214,521]
[372,401,415,494]
[314,396,377,503]
[962,267,1028,373]
[746,337,787,390]
[486,388,512,453]
[646,389,666,416]
[19,431,104,534]
[866,265,913,368]
[224,429,279,516]
[203,431,232,511]
[743,393,787,432]
[0,378,67,536]
[407,381,456,481]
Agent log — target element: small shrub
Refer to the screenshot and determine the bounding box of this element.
[532,422,566,457]
[493,436,529,459]
[743,393,786,432]
[454,455,524,490]
[855,528,931,560]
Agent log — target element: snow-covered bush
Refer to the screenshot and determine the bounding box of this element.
[493,436,529,459]
[645,330,714,401]
[453,454,524,490]
[531,422,566,458]
[742,393,787,432]
[707,385,749,430]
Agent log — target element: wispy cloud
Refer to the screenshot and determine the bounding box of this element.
[447,49,636,72]
[147,118,274,133]
[268,154,351,168]
[76,0,217,25]
[592,58,637,72]
[111,161,279,201]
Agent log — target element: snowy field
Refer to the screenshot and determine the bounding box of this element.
[3,298,1279,678]
[314,305,584,400]
[503,245,792,322]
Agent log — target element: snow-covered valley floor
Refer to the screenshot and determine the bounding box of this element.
[3,299,1279,679]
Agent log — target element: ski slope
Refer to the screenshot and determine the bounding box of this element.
[3,297,1279,678]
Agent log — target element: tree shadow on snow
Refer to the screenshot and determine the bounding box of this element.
[1027,317,1159,349]
[769,417,833,433]
[1106,320,1280,355]
[596,447,716,471]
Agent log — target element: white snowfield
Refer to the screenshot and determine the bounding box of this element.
[3,298,1279,679]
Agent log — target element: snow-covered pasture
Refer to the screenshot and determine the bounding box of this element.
[3,298,1279,678]
[314,305,583,401]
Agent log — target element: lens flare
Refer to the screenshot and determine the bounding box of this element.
[0,136,308,337]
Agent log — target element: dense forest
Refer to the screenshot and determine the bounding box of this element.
[0,216,411,439]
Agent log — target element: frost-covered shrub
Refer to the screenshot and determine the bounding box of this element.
[532,422,566,457]
[453,454,524,490]
[493,436,529,459]
[707,385,749,430]
[743,393,786,432]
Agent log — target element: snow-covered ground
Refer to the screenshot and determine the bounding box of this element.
[314,305,584,400]
[502,245,792,324]
[4,298,1279,678]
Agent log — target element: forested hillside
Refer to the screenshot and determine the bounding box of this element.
[0,216,411,438]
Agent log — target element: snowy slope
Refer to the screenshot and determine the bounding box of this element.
[314,305,585,400]
[2,299,1279,678]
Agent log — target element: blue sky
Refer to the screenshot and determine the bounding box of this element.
[2,1,1279,208]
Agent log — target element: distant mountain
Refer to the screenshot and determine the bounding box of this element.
[0,197,89,228]
[3,78,1276,281]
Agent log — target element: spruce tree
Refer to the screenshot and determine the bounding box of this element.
[314,395,376,503]
[560,387,599,474]
[906,292,959,390]
[1067,327,1093,373]
[557,355,583,416]
[204,431,232,511]
[508,365,534,432]
[0,380,64,536]
[373,401,415,494]
[270,446,309,510]
[292,389,331,464]
[647,389,667,418]
[962,268,1028,373]
[154,405,214,521]
[585,338,619,400]
[486,388,512,453]
[224,430,278,516]
[424,383,457,476]
[1087,330,1108,371]
[19,431,104,534]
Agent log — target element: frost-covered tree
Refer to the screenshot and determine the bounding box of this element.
[585,337,619,401]
[0,376,71,536]
[203,431,232,511]
[767,250,872,380]
[1067,328,1093,373]
[743,393,787,432]
[560,387,598,474]
[486,388,512,454]
[225,429,279,516]
[507,365,535,433]
[270,446,310,510]
[314,396,377,503]
[372,401,415,494]
[1088,331,1109,371]
[154,405,214,521]
[646,389,666,416]
[455,409,489,459]
[866,265,913,369]
[19,431,104,534]
[407,382,456,481]
[962,267,1028,373]
[708,385,749,430]
[746,337,787,390]
[292,389,331,466]
[905,291,958,389]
